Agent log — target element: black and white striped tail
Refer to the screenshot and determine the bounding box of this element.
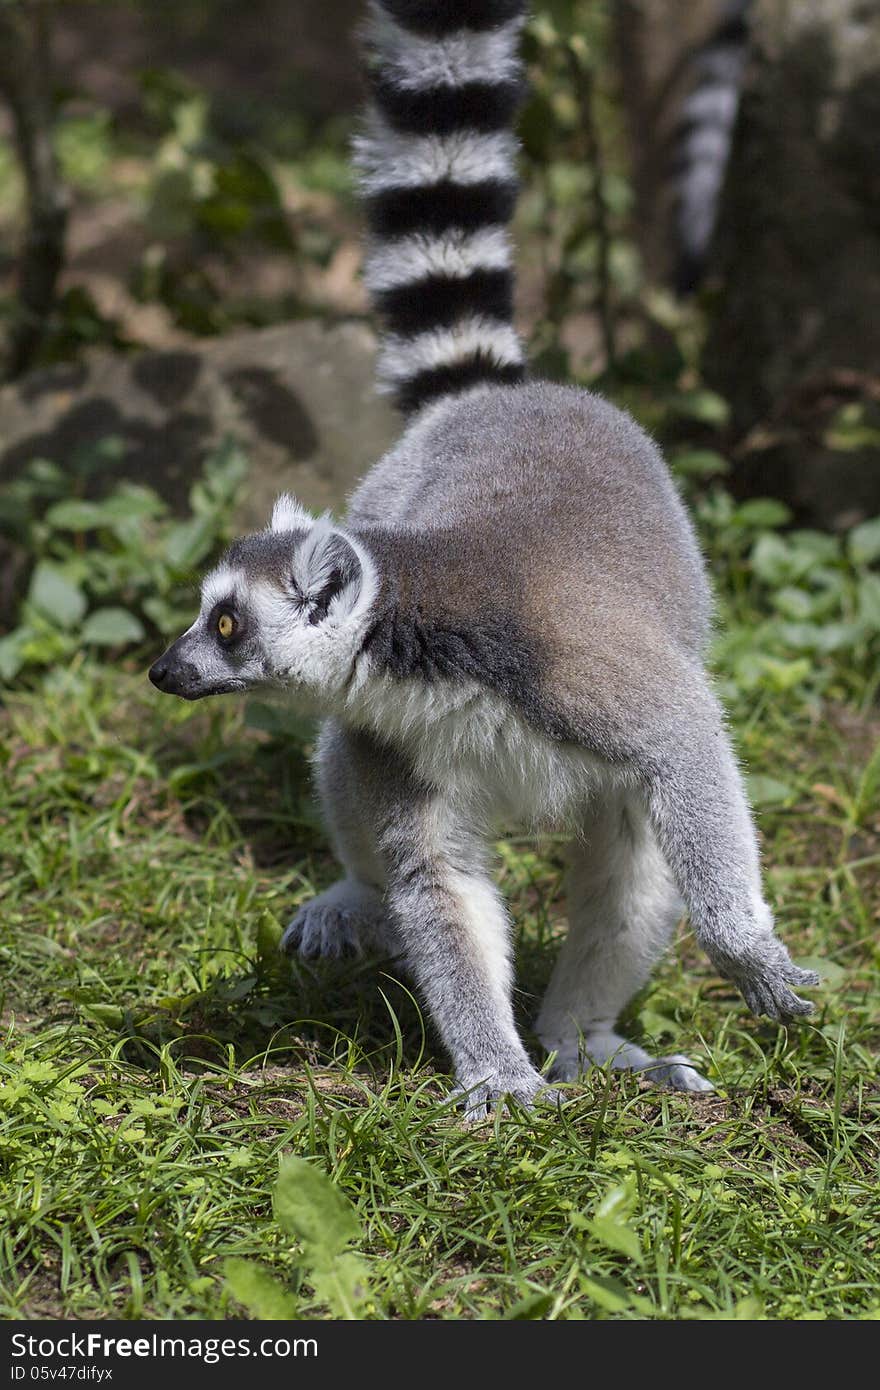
[672,0,750,295]
[356,0,528,414]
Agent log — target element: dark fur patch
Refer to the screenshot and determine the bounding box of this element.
[223,531,300,582]
[361,599,571,742]
[364,602,530,692]
[396,355,525,414]
[369,74,524,136]
[376,267,514,337]
[377,0,525,38]
[366,178,518,240]
[714,13,749,48]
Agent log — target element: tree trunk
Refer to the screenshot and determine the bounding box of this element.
[704,0,880,526]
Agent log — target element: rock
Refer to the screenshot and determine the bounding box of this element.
[0,320,398,526]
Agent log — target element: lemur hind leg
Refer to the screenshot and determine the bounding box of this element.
[536,793,714,1092]
[642,675,818,1021]
[381,792,544,1115]
[281,720,402,961]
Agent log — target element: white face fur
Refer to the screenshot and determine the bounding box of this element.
[148,495,379,705]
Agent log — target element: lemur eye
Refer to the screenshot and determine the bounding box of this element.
[217,613,235,639]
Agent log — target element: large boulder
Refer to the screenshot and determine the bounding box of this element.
[0,320,398,525]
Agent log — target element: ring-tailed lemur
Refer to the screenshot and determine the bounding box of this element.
[149,0,817,1114]
[672,0,750,295]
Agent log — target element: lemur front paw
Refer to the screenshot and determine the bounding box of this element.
[280,879,387,961]
[713,937,820,1022]
[452,1065,547,1122]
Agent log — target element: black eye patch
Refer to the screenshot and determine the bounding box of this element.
[208,599,245,644]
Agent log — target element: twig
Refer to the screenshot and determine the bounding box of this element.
[0,0,69,379]
[567,42,617,374]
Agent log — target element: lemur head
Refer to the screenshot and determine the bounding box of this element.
[148,495,377,705]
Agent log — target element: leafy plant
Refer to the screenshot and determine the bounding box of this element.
[225,1156,373,1320]
[132,71,295,334]
[694,490,880,708]
[0,435,248,682]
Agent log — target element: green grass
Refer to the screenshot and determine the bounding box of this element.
[1,659,878,1320]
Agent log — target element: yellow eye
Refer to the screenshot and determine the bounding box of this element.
[217,613,235,639]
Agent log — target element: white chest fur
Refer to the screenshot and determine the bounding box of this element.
[345,669,622,830]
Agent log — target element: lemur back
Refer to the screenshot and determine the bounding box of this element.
[150,0,818,1116]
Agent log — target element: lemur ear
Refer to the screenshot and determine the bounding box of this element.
[291,519,366,624]
[269,493,313,533]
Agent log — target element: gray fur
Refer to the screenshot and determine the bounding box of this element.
[151,381,818,1113]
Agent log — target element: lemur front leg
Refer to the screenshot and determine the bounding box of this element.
[641,679,818,1020]
[380,792,544,1116]
[281,720,402,961]
[292,726,542,1113]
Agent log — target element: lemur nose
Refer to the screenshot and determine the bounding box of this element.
[148,660,168,689]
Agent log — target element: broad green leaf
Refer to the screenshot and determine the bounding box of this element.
[748,775,796,807]
[587,1215,642,1262]
[79,1004,125,1029]
[788,530,842,565]
[273,1156,360,1253]
[142,596,195,635]
[580,1274,632,1312]
[22,456,67,491]
[99,485,167,520]
[0,630,28,682]
[163,515,215,570]
[858,574,880,630]
[28,563,87,629]
[670,389,730,426]
[757,657,811,692]
[192,437,249,513]
[638,1008,677,1041]
[810,623,864,654]
[308,1251,370,1320]
[586,1184,642,1262]
[81,607,145,645]
[750,534,793,585]
[671,449,730,478]
[256,909,283,958]
[44,499,109,531]
[224,1258,297,1320]
[772,586,817,621]
[735,498,792,530]
[850,519,880,567]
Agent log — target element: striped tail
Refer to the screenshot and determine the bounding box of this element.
[672,0,750,295]
[355,0,528,414]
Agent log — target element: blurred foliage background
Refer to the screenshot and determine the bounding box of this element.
[1,0,879,700]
